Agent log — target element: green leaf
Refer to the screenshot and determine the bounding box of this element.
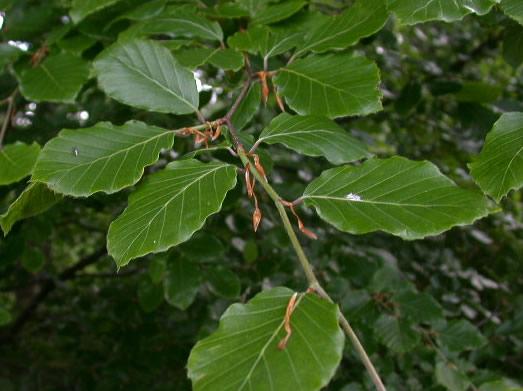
[0,183,62,236]
[503,24,523,68]
[374,314,420,353]
[107,159,237,267]
[455,81,501,103]
[394,291,444,323]
[470,112,523,201]
[175,48,244,71]
[148,256,167,284]
[303,157,492,240]
[57,34,97,55]
[437,320,487,352]
[17,53,90,103]
[252,1,306,25]
[228,25,302,59]
[206,266,241,299]
[0,143,40,186]
[93,39,199,114]
[502,0,523,25]
[119,12,223,42]
[480,380,523,391]
[388,0,496,25]
[164,257,201,310]
[70,0,122,24]
[296,0,388,54]
[32,121,174,197]
[231,83,261,130]
[21,247,45,273]
[0,307,12,326]
[274,54,382,119]
[137,279,164,312]
[187,287,344,391]
[435,362,470,391]
[258,113,370,164]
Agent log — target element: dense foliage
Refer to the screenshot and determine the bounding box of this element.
[1,0,523,390]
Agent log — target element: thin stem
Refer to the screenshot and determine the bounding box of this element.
[0,89,17,149]
[225,75,252,122]
[209,72,386,390]
[237,149,386,390]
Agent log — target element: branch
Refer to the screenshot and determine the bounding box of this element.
[1,247,106,342]
[237,149,387,391]
[0,89,17,149]
[218,69,387,390]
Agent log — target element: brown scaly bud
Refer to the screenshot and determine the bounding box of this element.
[278,292,298,350]
[252,154,267,181]
[257,71,270,105]
[212,124,222,141]
[252,206,262,232]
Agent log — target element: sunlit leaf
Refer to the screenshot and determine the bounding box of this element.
[274,54,382,118]
[258,113,370,164]
[188,287,344,391]
[296,0,388,54]
[107,160,237,267]
[469,112,523,201]
[303,157,492,239]
[32,121,174,197]
[93,39,199,114]
[70,0,122,24]
[388,0,496,25]
[17,53,90,103]
[0,142,40,186]
[502,0,523,25]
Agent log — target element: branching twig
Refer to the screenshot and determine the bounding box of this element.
[221,72,387,391]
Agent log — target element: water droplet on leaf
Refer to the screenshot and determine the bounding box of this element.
[345,193,362,201]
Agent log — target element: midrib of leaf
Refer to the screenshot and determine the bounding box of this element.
[497,144,523,199]
[0,150,17,166]
[265,33,300,58]
[113,55,197,111]
[214,294,306,391]
[40,64,66,94]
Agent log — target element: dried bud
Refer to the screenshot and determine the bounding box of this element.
[252,207,262,232]
[212,125,222,141]
[253,154,267,181]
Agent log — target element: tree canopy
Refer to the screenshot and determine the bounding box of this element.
[0,1,523,390]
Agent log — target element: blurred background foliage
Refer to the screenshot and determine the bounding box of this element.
[0,0,522,390]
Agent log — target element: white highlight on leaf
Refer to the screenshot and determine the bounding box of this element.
[8,40,30,51]
[345,193,362,201]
